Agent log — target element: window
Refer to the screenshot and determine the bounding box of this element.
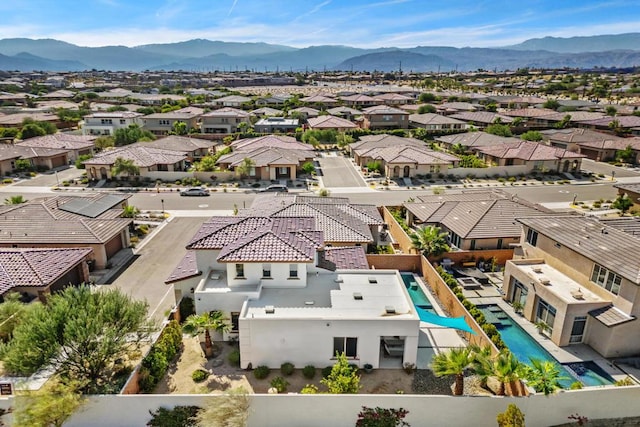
[590,264,621,295]
[262,263,271,278]
[511,279,528,307]
[159,119,171,125]
[449,232,461,249]
[289,264,298,278]
[470,240,476,250]
[231,312,240,332]
[536,298,556,333]
[100,119,113,125]
[120,119,126,125]
[526,228,538,246]
[235,264,245,278]
[333,337,357,358]
[570,316,587,344]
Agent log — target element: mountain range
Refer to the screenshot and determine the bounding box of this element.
[0,33,639,73]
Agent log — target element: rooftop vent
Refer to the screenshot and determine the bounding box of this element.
[265,305,275,314]
[538,277,551,285]
[368,277,378,284]
[532,266,543,274]
[353,293,363,300]
[385,306,396,314]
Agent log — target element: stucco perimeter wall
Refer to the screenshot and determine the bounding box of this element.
[143,171,236,182]
[366,254,421,272]
[57,387,640,427]
[420,255,497,351]
[447,164,532,178]
[432,249,515,268]
[381,206,414,254]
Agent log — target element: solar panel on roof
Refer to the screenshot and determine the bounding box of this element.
[58,195,126,218]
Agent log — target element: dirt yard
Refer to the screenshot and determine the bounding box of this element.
[155,336,415,395]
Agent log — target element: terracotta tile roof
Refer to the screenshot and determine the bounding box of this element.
[577,116,640,128]
[300,95,337,103]
[355,145,455,165]
[323,246,369,270]
[219,147,312,168]
[362,105,408,115]
[436,132,520,147]
[0,113,58,126]
[450,111,514,124]
[135,136,215,152]
[187,217,273,249]
[165,250,201,284]
[83,145,186,167]
[502,108,557,118]
[477,141,586,161]
[327,106,361,116]
[0,247,92,294]
[0,144,68,161]
[231,135,312,151]
[409,113,468,126]
[84,111,143,119]
[217,217,322,263]
[17,133,96,150]
[350,134,425,150]
[201,107,250,118]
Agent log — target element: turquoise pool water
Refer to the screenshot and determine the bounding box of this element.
[400,273,436,314]
[477,305,614,387]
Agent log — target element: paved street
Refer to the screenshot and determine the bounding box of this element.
[317,155,367,187]
[104,217,207,323]
[581,159,640,178]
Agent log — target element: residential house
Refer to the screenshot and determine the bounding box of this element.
[200,107,251,134]
[327,106,361,121]
[449,112,514,129]
[230,135,313,152]
[362,105,409,130]
[339,94,378,108]
[307,115,358,132]
[373,93,413,105]
[0,144,69,173]
[250,107,283,117]
[0,112,61,129]
[142,109,202,136]
[408,113,468,133]
[82,111,144,136]
[501,108,558,129]
[435,132,521,152]
[212,95,252,108]
[291,106,320,120]
[83,145,187,180]
[16,133,96,162]
[135,135,216,161]
[437,102,478,115]
[254,117,299,133]
[540,128,640,162]
[576,115,640,136]
[300,95,339,108]
[255,95,291,106]
[217,146,314,180]
[0,193,132,269]
[505,216,640,357]
[476,140,585,173]
[166,210,417,369]
[350,134,459,177]
[0,248,92,301]
[614,183,640,208]
[403,191,552,251]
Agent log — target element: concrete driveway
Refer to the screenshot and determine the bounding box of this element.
[13,166,84,187]
[317,154,367,188]
[581,159,640,178]
[106,216,207,323]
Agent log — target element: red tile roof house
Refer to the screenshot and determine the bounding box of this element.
[476,140,586,174]
[83,145,187,180]
[16,133,97,162]
[0,193,132,270]
[200,107,251,134]
[141,109,202,136]
[306,115,358,132]
[136,135,216,161]
[0,247,92,302]
[217,146,314,181]
[0,144,70,174]
[166,208,419,370]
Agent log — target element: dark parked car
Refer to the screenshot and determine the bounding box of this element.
[180,187,210,197]
[261,184,288,193]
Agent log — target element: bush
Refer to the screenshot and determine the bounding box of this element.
[139,320,182,393]
[570,381,583,390]
[322,366,333,378]
[254,365,270,379]
[302,365,316,379]
[281,362,295,376]
[192,369,209,382]
[270,376,289,393]
[300,384,319,394]
[228,349,240,367]
[146,405,200,427]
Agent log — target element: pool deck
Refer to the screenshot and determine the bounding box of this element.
[461,272,634,385]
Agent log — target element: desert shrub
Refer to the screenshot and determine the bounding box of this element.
[192,369,208,383]
[570,381,583,390]
[147,405,200,427]
[302,365,316,379]
[138,320,183,393]
[281,362,295,376]
[254,365,270,379]
[228,349,240,367]
[270,376,289,393]
[300,384,319,394]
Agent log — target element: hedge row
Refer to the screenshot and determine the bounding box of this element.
[139,320,183,393]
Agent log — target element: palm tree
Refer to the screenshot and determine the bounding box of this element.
[431,347,473,396]
[111,157,139,180]
[4,195,26,205]
[410,225,450,257]
[236,158,255,179]
[468,344,494,387]
[523,358,566,395]
[493,350,522,396]
[182,310,230,357]
[121,205,139,218]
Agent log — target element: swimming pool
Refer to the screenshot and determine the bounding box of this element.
[477,305,614,387]
[400,273,436,314]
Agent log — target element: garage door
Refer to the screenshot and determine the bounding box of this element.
[104,234,123,259]
[51,155,67,168]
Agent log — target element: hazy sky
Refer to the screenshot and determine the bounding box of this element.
[2,0,639,48]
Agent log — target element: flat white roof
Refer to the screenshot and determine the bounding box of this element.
[243,270,417,320]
